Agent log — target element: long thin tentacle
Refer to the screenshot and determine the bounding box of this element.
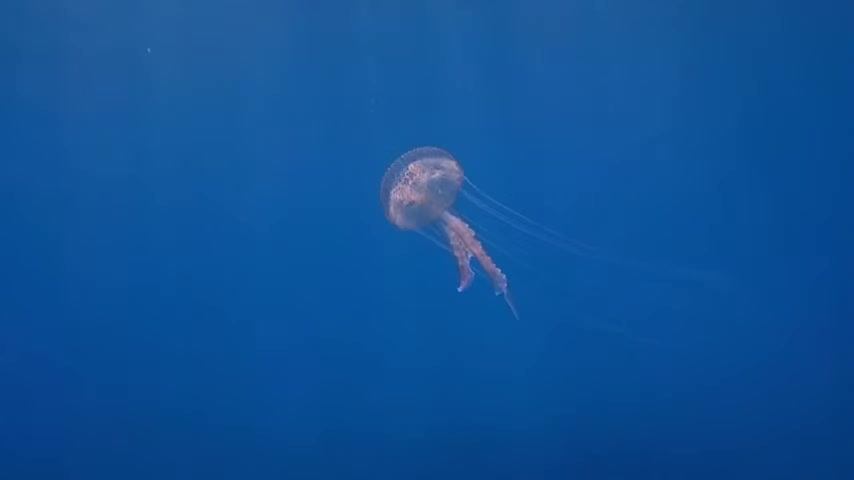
[460,188,595,257]
[463,177,599,254]
[462,178,722,286]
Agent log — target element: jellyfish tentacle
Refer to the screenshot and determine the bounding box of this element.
[460,189,595,257]
[502,289,520,320]
[463,177,594,251]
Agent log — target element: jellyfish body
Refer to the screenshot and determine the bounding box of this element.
[381,146,518,319]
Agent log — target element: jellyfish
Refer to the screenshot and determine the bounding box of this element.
[381,146,521,319]
[380,145,729,345]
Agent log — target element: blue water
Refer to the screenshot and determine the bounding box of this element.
[2,1,852,478]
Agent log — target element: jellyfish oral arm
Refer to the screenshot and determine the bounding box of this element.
[441,212,519,319]
[444,222,475,292]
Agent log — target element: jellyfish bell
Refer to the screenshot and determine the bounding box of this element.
[381,147,464,230]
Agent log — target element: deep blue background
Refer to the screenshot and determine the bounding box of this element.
[2,0,852,478]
